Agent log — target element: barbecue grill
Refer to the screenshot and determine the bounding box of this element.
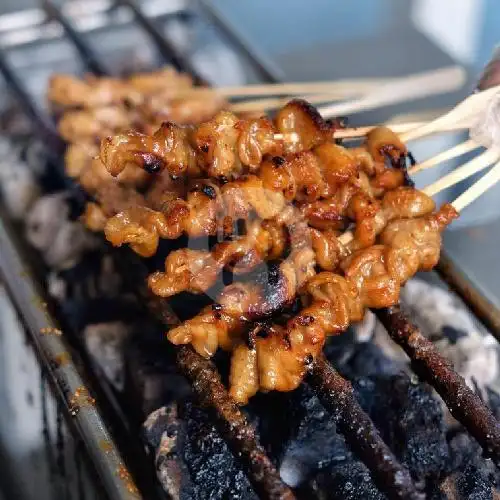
[1,2,500,499]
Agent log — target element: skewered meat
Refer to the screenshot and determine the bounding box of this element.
[61,92,459,405]
[127,67,193,95]
[48,74,136,109]
[99,99,342,179]
[147,185,434,296]
[148,219,287,297]
[227,204,458,403]
[276,99,340,153]
[78,155,150,194]
[101,134,409,257]
[58,106,134,143]
[65,142,98,179]
[380,203,458,283]
[48,67,194,110]
[140,91,228,128]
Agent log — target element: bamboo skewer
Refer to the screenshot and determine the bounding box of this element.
[335,121,467,140]
[317,66,466,119]
[230,93,342,113]
[422,148,500,197]
[451,160,500,212]
[409,139,480,175]
[204,78,386,98]
[180,66,463,99]
[400,84,500,143]
[273,121,467,145]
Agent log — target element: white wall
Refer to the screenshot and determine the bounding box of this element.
[412,0,484,65]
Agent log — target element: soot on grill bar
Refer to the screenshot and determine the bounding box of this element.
[2,107,500,499]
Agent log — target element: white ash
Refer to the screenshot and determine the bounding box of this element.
[279,457,308,488]
[83,321,130,391]
[353,278,500,393]
[25,192,97,270]
[143,405,189,500]
[0,137,40,220]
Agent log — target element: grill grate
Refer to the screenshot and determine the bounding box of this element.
[42,0,109,76]
[115,0,205,83]
[0,3,499,499]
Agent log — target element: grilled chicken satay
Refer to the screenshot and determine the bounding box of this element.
[101,124,409,257]
[229,203,458,403]
[58,106,136,143]
[148,186,434,297]
[161,188,442,363]
[139,90,228,129]
[99,99,344,179]
[48,67,194,110]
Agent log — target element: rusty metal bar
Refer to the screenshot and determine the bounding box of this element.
[115,0,205,84]
[0,205,142,500]
[436,250,500,339]
[308,355,422,500]
[376,306,500,467]
[176,345,296,500]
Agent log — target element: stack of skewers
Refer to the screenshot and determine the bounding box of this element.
[46,66,498,407]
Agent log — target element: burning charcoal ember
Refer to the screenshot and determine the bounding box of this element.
[399,280,500,392]
[430,431,500,500]
[280,373,448,494]
[83,321,130,391]
[143,401,258,500]
[353,374,450,484]
[326,337,405,379]
[47,252,124,303]
[181,401,258,499]
[125,328,191,417]
[25,192,98,269]
[425,388,500,498]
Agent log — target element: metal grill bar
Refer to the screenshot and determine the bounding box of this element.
[307,355,421,500]
[0,47,64,156]
[42,0,109,76]
[0,206,142,500]
[436,250,500,339]
[115,0,205,84]
[196,0,286,83]
[376,306,500,466]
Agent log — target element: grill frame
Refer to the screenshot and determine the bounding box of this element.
[0,3,499,500]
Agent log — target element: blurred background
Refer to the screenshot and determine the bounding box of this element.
[0,1,500,499]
